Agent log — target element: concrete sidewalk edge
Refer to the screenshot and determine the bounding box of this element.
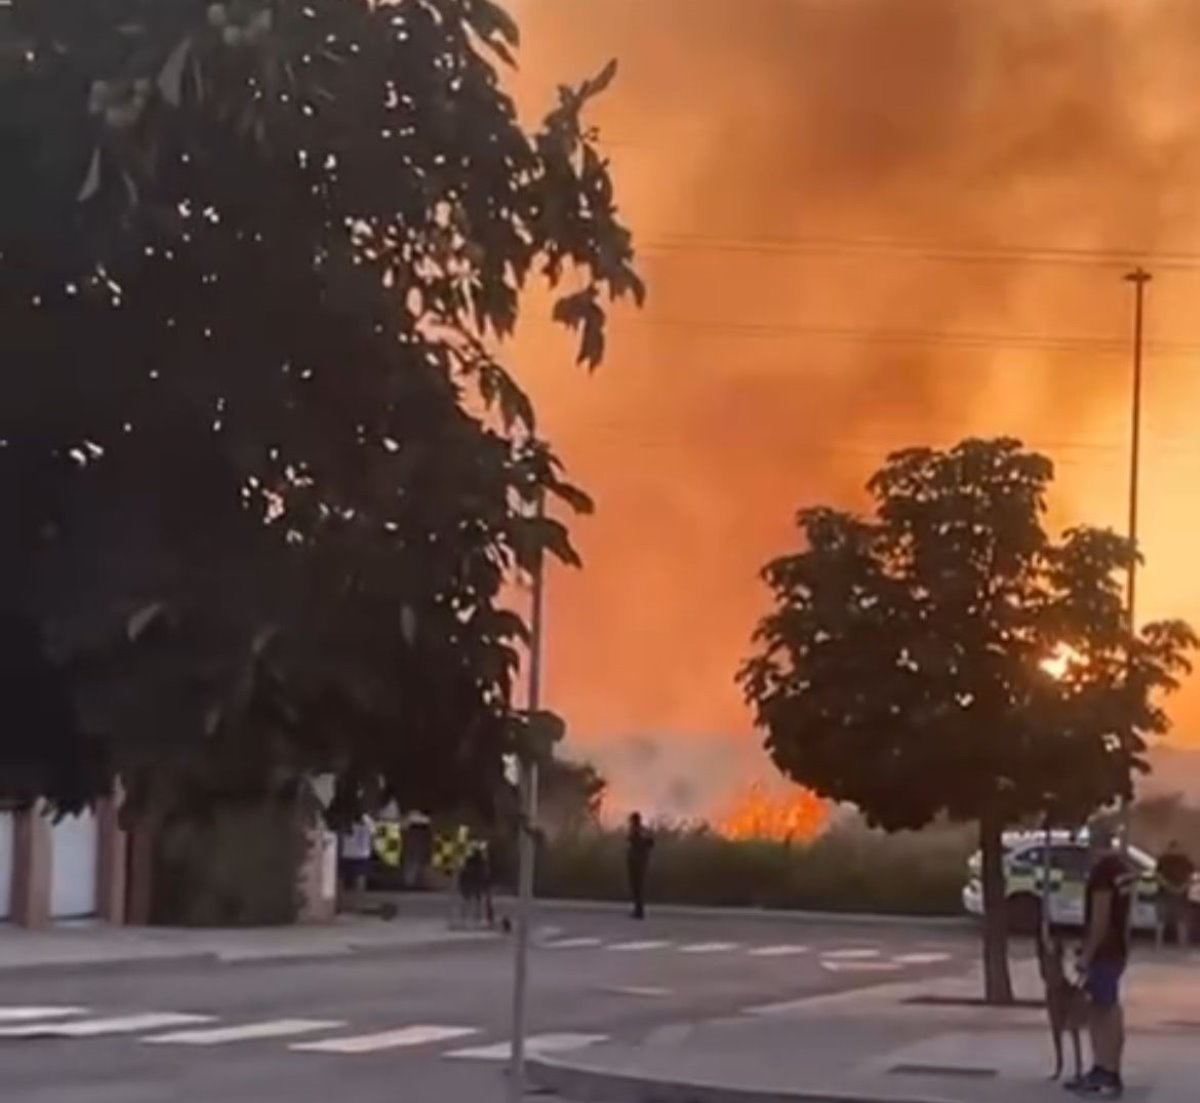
[525,1054,965,1103]
[0,927,500,978]
[0,952,222,981]
[366,892,970,930]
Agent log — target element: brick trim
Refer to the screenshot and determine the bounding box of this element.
[11,807,51,929]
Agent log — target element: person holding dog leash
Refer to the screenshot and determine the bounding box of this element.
[1067,831,1134,1098]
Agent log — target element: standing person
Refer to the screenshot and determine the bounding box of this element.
[339,812,375,895]
[1154,840,1194,949]
[1069,832,1135,1098]
[626,812,654,920]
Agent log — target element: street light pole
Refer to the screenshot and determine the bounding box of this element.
[1120,268,1151,875]
[508,485,546,1103]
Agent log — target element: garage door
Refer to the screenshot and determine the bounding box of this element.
[50,811,98,919]
[0,811,13,920]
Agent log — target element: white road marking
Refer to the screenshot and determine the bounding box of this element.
[678,942,740,954]
[0,1007,86,1023]
[821,948,881,960]
[0,1012,213,1038]
[820,960,901,973]
[290,1024,478,1054]
[446,1033,608,1061]
[894,952,952,965]
[742,998,819,1016]
[606,940,670,952]
[601,985,670,997]
[145,1018,341,1046]
[541,937,603,950]
[748,945,810,957]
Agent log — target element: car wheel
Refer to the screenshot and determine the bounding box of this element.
[1006,893,1043,937]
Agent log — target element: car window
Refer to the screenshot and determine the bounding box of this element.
[1049,845,1089,877]
[1010,846,1043,870]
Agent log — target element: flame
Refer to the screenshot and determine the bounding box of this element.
[716,782,829,842]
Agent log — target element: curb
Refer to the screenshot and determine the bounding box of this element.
[360,894,969,930]
[0,953,220,981]
[531,902,969,929]
[525,1054,965,1103]
[0,929,500,979]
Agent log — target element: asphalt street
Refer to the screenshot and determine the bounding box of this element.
[0,906,986,1103]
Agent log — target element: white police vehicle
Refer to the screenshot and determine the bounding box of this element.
[961,829,1197,935]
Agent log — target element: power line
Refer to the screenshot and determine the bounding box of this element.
[558,429,1200,461]
[631,232,1200,274]
[524,317,1200,358]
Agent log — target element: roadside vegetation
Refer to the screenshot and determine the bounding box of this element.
[533,795,1200,918]
[536,817,974,916]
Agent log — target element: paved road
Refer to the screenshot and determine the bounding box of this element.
[0,908,987,1103]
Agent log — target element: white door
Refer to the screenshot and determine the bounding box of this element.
[50,811,98,919]
[0,811,13,920]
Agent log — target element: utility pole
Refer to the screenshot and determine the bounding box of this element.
[1124,268,1150,632]
[1120,268,1151,887]
[507,485,546,1103]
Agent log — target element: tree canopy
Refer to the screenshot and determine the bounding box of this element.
[0,0,642,826]
[740,437,1195,999]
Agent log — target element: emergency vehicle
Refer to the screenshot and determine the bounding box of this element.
[961,829,1200,935]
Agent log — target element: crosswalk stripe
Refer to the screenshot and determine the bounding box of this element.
[446,1033,607,1061]
[678,942,740,954]
[145,1019,342,1046]
[893,952,952,965]
[541,937,603,950]
[0,1007,86,1023]
[0,1012,213,1038]
[606,940,670,952]
[748,945,810,957]
[821,948,881,960]
[820,960,900,973]
[290,1024,478,1054]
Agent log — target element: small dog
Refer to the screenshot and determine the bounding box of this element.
[1036,931,1088,1081]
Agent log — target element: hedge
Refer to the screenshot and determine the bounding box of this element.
[535,820,975,916]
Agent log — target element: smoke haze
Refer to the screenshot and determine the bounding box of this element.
[500,0,1200,815]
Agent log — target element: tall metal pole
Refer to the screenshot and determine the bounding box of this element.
[508,486,546,1103]
[1120,269,1150,885]
[1124,268,1150,637]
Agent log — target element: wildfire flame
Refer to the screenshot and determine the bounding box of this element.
[716,782,829,842]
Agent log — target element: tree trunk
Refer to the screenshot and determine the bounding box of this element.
[979,812,1014,1005]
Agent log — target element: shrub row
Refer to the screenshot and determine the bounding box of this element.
[535,820,975,916]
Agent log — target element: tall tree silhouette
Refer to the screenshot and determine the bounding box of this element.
[741,438,1194,1003]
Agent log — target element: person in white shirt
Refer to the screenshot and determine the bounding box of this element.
[339,814,374,893]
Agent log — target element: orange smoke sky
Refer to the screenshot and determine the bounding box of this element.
[500,0,1200,816]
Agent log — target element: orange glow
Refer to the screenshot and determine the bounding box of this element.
[1041,642,1089,681]
[716,783,829,842]
[497,0,1200,813]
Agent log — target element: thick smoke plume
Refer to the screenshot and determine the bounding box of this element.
[502,0,1200,815]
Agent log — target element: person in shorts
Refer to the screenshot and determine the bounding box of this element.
[1154,840,1194,948]
[1069,833,1134,1098]
[339,813,374,893]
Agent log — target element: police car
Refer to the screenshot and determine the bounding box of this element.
[961,830,1199,935]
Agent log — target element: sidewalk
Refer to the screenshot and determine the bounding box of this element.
[0,913,497,976]
[529,955,1200,1103]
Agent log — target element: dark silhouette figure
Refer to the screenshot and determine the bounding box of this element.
[626,812,654,919]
